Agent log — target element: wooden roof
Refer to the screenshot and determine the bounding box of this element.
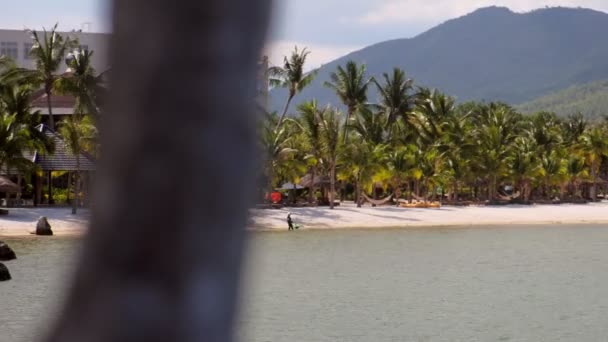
[23,124,96,172]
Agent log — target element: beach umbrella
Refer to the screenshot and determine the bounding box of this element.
[0,176,19,193]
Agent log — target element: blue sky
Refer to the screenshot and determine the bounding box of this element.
[2,0,607,68]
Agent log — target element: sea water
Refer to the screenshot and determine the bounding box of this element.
[3,225,608,342]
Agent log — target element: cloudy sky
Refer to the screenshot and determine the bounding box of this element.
[1,1,607,68]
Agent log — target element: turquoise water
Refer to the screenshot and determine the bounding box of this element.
[3,225,608,341]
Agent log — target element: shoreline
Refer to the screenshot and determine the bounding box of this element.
[1,203,608,237]
[0,208,90,238]
[248,201,608,231]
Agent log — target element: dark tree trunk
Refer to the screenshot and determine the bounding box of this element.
[275,94,293,131]
[43,1,272,342]
[72,156,80,215]
[67,172,72,204]
[46,87,56,130]
[329,164,336,209]
[308,167,316,204]
[47,171,54,205]
[356,179,362,208]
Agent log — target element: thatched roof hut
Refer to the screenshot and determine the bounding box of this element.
[299,174,331,188]
[0,176,19,193]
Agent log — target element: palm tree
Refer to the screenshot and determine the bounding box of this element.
[0,113,41,203]
[59,114,95,214]
[350,104,388,146]
[566,156,588,198]
[324,61,371,142]
[412,89,455,145]
[23,25,77,129]
[269,47,316,131]
[563,113,587,146]
[384,145,415,203]
[340,138,386,207]
[57,49,104,120]
[373,68,414,135]
[293,100,324,204]
[258,111,297,202]
[509,136,540,202]
[539,150,568,200]
[580,126,608,200]
[318,108,341,209]
[472,103,520,201]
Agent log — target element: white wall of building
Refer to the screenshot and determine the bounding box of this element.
[0,29,110,72]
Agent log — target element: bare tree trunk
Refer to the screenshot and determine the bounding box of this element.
[308,167,315,204]
[356,179,362,208]
[43,1,271,342]
[590,163,598,201]
[46,87,56,130]
[47,171,53,205]
[35,173,42,206]
[275,95,293,132]
[72,157,80,215]
[16,174,22,203]
[4,172,9,207]
[329,164,335,209]
[67,172,72,204]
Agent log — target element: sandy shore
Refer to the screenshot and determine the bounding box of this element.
[249,201,608,230]
[1,202,607,237]
[0,208,90,237]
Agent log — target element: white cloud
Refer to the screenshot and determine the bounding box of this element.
[357,0,608,25]
[264,40,363,71]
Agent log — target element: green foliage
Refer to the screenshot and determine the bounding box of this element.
[266,42,608,204]
[517,80,608,119]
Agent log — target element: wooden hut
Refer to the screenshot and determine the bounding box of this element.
[24,124,96,206]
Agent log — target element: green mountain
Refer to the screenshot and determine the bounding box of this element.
[270,6,608,112]
[517,79,608,118]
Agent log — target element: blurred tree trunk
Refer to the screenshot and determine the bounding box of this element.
[43,0,271,341]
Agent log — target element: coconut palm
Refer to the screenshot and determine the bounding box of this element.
[19,25,77,129]
[509,136,540,201]
[269,47,316,130]
[579,126,608,200]
[57,49,104,119]
[539,149,568,200]
[350,104,388,146]
[412,89,456,145]
[259,111,297,202]
[566,156,588,198]
[0,113,39,179]
[373,68,414,135]
[341,138,386,207]
[384,145,415,202]
[563,113,587,146]
[318,108,341,209]
[472,103,520,201]
[59,114,95,214]
[324,61,371,142]
[292,100,324,203]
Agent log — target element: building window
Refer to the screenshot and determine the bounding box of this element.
[23,43,33,60]
[1,42,18,60]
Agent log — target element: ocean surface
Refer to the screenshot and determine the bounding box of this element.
[3,225,608,341]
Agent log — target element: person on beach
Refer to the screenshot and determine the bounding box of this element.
[287,213,295,231]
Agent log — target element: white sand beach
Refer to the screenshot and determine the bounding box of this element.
[1,203,607,237]
[249,201,608,230]
[0,208,90,237]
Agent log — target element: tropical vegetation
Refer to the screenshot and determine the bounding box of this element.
[261,48,608,208]
[0,25,101,211]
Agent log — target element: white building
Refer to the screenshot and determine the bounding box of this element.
[0,29,110,72]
